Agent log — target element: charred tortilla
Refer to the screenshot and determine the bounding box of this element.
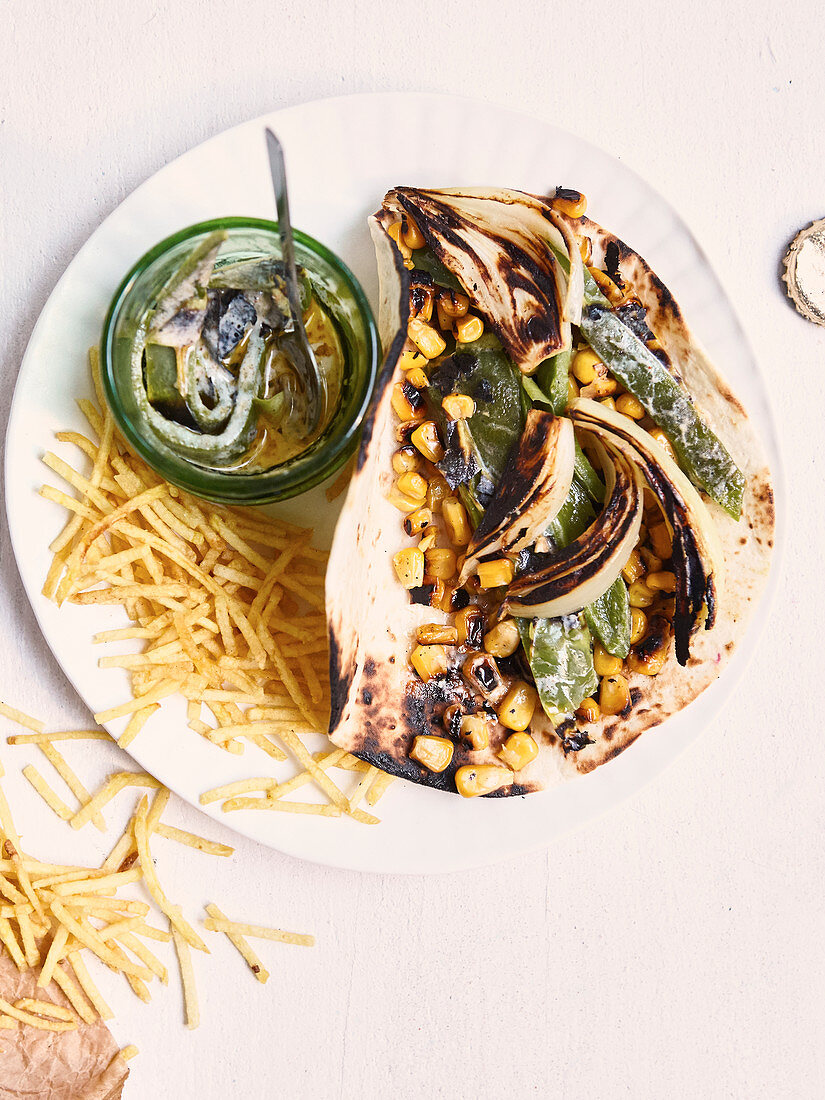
[326,187,774,795]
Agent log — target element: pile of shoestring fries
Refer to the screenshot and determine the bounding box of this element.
[0,700,315,1042]
[38,351,394,822]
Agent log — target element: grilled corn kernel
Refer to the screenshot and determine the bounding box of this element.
[392,446,421,476]
[411,421,444,463]
[403,506,432,537]
[442,498,471,545]
[572,348,604,385]
[436,301,455,333]
[401,215,426,250]
[581,376,618,399]
[646,570,676,593]
[388,487,422,513]
[455,606,485,648]
[593,642,623,677]
[435,303,455,332]
[409,284,434,322]
[418,527,438,552]
[398,342,429,372]
[406,366,430,390]
[425,547,457,580]
[410,644,448,682]
[626,615,670,676]
[496,683,538,733]
[599,396,617,412]
[426,579,446,608]
[416,623,459,646]
[636,523,648,547]
[455,314,484,343]
[393,548,425,589]
[396,419,422,445]
[616,393,645,419]
[387,221,412,261]
[578,235,593,263]
[442,703,461,736]
[649,427,677,462]
[648,522,673,560]
[498,731,539,771]
[408,317,447,360]
[397,471,427,500]
[567,376,580,403]
[628,580,656,608]
[599,673,630,716]
[646,337,662,352]
[588,267,624,305]
[410,734,454,773]
[554,189,587,218]
[442,393,476,421]
[455,764,511,798]
[438,290,470,317]
[391,381,424,422]
[476,559,514,589]
[462,652,506,703]
[437,583,461,613]
[459,713,491,751]
[426,474,451,514]
[639,548,663,573]
[576,697,600,722]
[483,618,521,658]
[629,607,648,645]
[621,549,644,584]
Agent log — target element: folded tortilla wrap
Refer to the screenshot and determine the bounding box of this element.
[326,187,774,795]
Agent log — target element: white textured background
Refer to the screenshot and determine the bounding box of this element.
[1,2,823,1098]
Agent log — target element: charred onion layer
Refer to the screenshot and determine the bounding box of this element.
[459,410,574,583]
[569,399,725,664]
[504,438,644,620]
[385,187,583,372]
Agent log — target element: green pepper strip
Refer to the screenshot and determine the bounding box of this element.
[133,325,265,465]
[573,440,605,504]
[184,346,235,432]
[535,346,573,415]
[517,615,598,719]
[411,247,464,292]
[544,472,631,657]
[580,272,744,519]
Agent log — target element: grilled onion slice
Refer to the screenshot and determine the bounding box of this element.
[458,411,575,584]
[385,187,580,372]
[504,438,644,619]
[569,398,725,665]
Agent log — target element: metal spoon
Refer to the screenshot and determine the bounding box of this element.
[264,127,326,436]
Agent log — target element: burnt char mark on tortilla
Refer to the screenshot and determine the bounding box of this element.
[327,628,350,731]
[560,727,595,755]
[356,223,410,472]
[604,240,623,288]
[393,189,564,359]
[615,300,655,343]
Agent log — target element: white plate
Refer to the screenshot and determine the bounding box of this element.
[5,93,783,874]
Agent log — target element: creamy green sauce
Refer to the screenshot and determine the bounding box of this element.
[131,235,344,473]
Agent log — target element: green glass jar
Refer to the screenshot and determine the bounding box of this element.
[100,217,379,504]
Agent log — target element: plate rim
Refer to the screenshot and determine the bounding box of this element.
[4,90,785,875]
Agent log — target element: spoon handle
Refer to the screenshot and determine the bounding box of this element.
[265,128,304,326]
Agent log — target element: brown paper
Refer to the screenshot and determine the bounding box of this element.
[0,950,128,1099]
